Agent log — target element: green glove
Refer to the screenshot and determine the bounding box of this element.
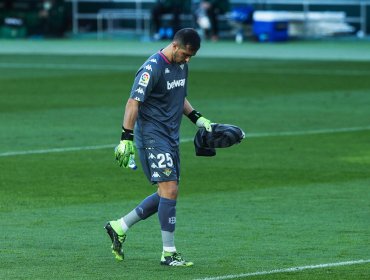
[187,110,213,132]
[196,116,212,132]
[115,140,135,168]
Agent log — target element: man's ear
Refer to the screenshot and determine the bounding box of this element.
[172,41,179,51]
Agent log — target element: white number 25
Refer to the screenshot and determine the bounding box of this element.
[157,153,173,168]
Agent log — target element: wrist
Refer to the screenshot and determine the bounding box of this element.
[121,126,134,141]
[187,110,202,124]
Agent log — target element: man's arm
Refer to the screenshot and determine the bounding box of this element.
[183,98,195,116]
[115,98,140,168]
[183,97,212,132]
[123,98,140,130]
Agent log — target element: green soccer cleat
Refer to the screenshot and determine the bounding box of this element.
[160,251,194,267]
[104,221,126,261]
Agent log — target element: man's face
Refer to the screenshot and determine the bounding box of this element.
[172,43,198,64]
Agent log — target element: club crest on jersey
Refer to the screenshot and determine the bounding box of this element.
[162,168,172,176]
[139,72,150,87]
[167,78,185,90]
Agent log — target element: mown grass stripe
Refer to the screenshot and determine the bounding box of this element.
[0,62,135,71]
[1,62,370,76]
[1,126,369,157]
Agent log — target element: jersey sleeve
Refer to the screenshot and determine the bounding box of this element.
[130,58,160,102]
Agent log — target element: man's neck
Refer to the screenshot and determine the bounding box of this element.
[160,45,173,63]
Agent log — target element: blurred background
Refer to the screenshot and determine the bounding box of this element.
[0,0,369,41]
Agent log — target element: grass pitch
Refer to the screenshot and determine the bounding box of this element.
[0,41,369,279]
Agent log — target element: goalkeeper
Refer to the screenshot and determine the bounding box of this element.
[105,28,212,267]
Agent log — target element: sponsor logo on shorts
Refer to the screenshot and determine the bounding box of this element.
[148,153,155,159]
[167,78,185,90]
[152,172,161,178]
[138,72,150,87]
[151,163,158,169]
[163,168,172,176]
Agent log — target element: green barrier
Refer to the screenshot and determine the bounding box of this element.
[0,25,27,38]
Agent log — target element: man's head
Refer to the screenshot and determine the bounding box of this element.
[170,28,201,64]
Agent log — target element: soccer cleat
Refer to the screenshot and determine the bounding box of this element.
[160,251,194,267]
[104,221,126,261]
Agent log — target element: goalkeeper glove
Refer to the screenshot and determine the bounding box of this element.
[115,127,135,168]
[187,110,212,132]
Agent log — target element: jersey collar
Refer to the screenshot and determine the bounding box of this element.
[158,50,171,64]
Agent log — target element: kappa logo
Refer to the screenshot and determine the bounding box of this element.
[137,207,144,216]
[165,68,170,74]
[138,72,150,87]
[148,153,155,159]
[135,87,144,94]
[151,162,158,169]
[152,172,161,178]
[150,58,157,63]
[145,64,152,71]
[167,78,185,90]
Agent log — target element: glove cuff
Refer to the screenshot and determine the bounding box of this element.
[121,126,134,141]
[187,110,202,124]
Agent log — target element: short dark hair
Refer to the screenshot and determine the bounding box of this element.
[173,28,201,52]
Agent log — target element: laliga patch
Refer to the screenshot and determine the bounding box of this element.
[138,72,150,87]
[162,168,172,176]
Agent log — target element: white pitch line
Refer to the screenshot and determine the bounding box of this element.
[0,144,116,157]
[0,126,369,157]
[247,125,370,138]
[0,138,191,157]
[194,259,370,280]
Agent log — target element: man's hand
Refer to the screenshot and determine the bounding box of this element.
[115,140,135,168]
[196,116,212,132]
[187,110,213,132]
